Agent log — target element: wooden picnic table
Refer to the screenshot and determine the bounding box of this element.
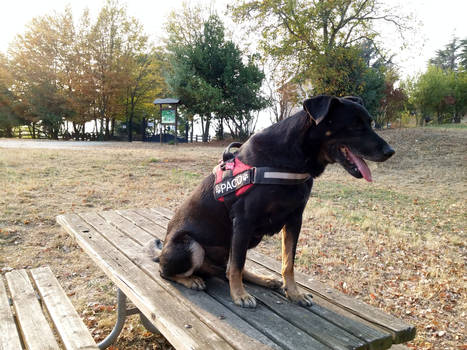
[57,208,415,350]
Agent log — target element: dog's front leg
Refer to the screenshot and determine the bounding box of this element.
[227,218,257,308]
[281,217,313,306]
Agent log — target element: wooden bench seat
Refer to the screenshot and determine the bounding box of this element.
[57,208,416,350]
[0,266,97,350]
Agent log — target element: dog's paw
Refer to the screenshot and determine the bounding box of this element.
[286,292,313,307]
[233,293,257,308]
[188,276,206,291]
[264,277,282,289]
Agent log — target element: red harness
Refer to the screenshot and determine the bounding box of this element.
[213,158,253,202]
[213,157,311,203]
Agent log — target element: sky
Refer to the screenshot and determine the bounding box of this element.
[0,0,466,78]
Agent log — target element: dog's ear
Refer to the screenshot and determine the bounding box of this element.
[303,95,337,125]
[342,96,364,106]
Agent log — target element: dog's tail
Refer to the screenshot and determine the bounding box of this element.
[144,239,163,263]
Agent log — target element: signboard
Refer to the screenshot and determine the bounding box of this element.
[161,109,176,124]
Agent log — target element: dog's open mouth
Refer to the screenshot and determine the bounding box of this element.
[339,146,372,182]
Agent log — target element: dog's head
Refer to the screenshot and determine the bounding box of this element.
[304,95,394,182]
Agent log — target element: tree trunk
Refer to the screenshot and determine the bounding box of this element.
[111,118,115,137]
[72,122,79,140]
[105,118,110,139]
[100,117,104,137]
[128,103,136,142]
[203,119,210,142]
[217,116,224,140]
[128,115,133,142]
[190,119,194,143]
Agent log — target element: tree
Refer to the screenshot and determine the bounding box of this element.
[0,55,23,137]
[265,66,300,124]
[166,14,268,141]
[166,37,222,142]
[8,10,76,139]
[428,37,467,123]
[447,69,467,123]
[377,70,407,128]
[408,38,467,125]
[460,39,467,70]
[429,37,464,72]
[122,50,168,142]
[221,52,269,139]
[89,0,131,139]
[65,9,97,140]
[412,66,451,124]
[230,0,410,83]
[164,2,207,48]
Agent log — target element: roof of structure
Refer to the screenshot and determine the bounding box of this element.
[153,98,180,104]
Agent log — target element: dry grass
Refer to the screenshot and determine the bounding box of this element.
[0,128,465,349]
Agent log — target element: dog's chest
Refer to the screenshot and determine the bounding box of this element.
[251,185,312,235]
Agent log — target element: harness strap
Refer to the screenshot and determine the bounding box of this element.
[213,143,311,206]
[253,167,311,185]
[213,162,311,200]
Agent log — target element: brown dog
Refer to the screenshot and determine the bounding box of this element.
[148,95,395,308]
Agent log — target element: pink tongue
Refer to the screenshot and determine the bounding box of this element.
[347,148,372,182]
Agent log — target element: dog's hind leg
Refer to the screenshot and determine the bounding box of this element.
[158,234,206,290]
[165,274,206,291]
[197,257,226,277]
[242,269,282,289]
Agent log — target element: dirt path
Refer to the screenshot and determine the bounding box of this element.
[0,139,158,150]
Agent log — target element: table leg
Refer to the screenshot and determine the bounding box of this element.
[140,312,160,334]
[97,288,160,349]
[98,289,127,349]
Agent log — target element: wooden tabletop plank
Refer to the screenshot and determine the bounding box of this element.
[246,283,368,350]
[152,207,175,220]
[30,266,98,350]
[247,250,416,344]
[207,277,332,350]
[245,260,393,350]
[57,213,234,350]
[118,210,167,241]
[79,211,281,350]
[0,278,23,350]
[147,208,171,226]
[5,269,60,350]
[99,210,154,245]
[117,209,167,239]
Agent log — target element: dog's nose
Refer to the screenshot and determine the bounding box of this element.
[382,144,395,159]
